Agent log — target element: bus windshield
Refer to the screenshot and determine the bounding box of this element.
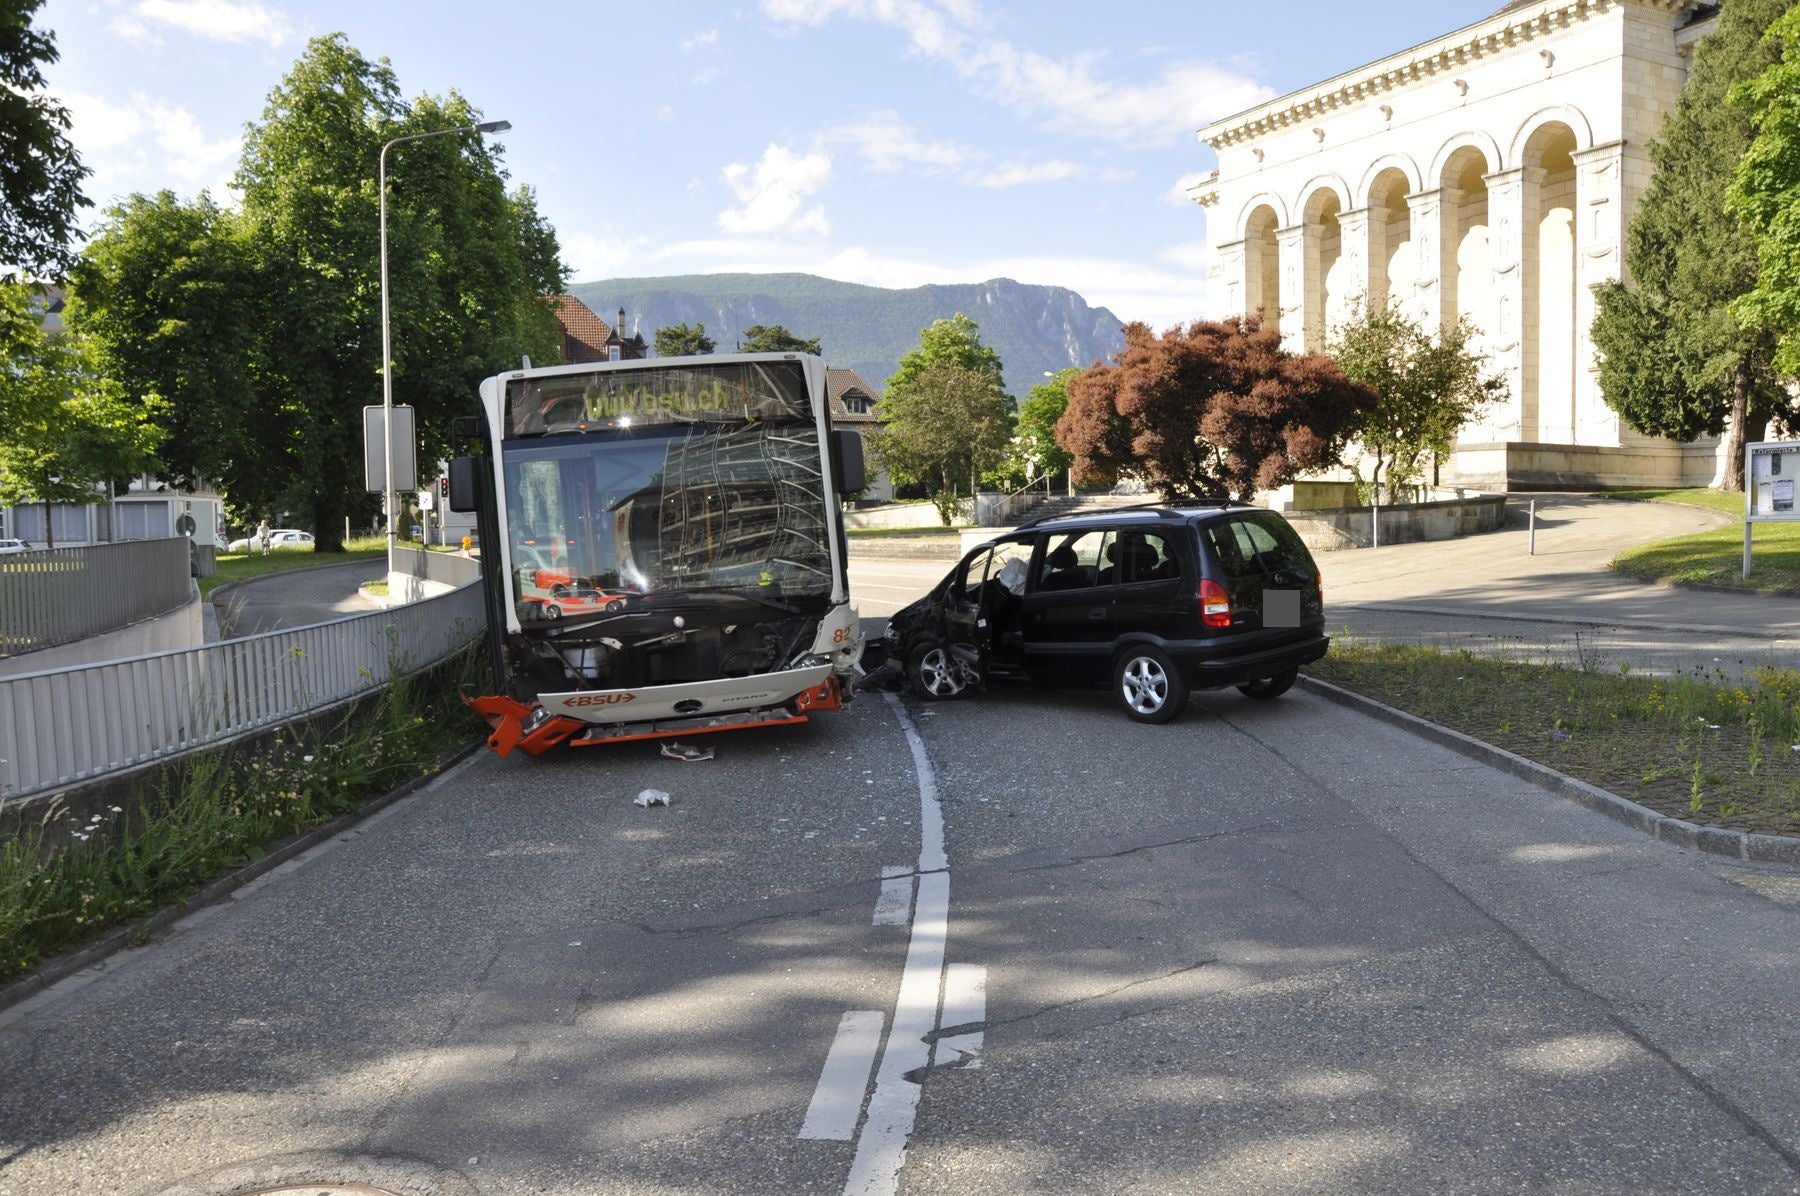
[501,420,832,624]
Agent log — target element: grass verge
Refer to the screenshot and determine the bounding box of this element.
[1606,488,1800,594]
[0,647,488,986]
[204,534,393,598]
[1309,638,1800,837]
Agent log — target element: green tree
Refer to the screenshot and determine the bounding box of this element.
[1593,0,1790,493]
[1013,367,1078,481]
[0,281,165,546]
[64,38,571,543]
[738,323,821,354]
[883,313,1006,399]
[654,321,716,357]
[0,0,90,275]
[66,192,275,503]
[871,362,1013,524]
[1732,6,1800,390]
[1058,317,1375,502]
[1329,305,1505,504]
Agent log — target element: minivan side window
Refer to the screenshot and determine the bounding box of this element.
[1036,530,1110,591]
[1107,531,1177,585]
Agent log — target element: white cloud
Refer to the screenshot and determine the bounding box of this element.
[974,159,1081,188]
[61,89,240,205]
[681,28,719,51]
[115,0,294,47]
[1160,240,1211,273]
[719,144,831,236]
[821,111,973,174]
[563,229,653,280]
[759,0,1272,144]
[1166,170,1216,206]
[655,105,674,122]
[142,101,242,193]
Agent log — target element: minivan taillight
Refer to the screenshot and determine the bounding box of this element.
[1199,578,1232,628]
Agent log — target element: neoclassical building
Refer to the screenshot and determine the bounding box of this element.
[1194,0,1723,489]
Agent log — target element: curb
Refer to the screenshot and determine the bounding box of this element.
[0,742,483,1019]
[1297,674,1800,869]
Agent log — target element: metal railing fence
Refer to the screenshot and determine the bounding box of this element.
[0,581,486,802]
[0,539,193,657]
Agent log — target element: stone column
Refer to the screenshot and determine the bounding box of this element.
[1404,188,1458,333]
[1484,166,1538,442]
[1574,141,1626,446]
[1337,207,1382,317]
[1275,223,1307,354]
[1214,239,1247,321]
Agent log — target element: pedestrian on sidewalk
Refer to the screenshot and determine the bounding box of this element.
[256,518,271,556]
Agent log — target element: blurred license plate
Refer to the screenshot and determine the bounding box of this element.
[1264,589,1301,627]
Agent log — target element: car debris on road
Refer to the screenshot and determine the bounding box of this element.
[634,789,672,808]
[660,742,716,762]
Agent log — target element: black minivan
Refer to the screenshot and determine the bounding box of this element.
[878,502,1328,723]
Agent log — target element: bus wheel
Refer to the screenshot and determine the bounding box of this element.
[907,642,968,700]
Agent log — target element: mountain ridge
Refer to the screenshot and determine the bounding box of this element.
[566,272,1127,394]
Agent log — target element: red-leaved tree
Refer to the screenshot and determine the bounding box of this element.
[1057,316,1377,500]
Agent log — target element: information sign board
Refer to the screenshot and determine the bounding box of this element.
[1747,441,1800,521]
[1742,440,1800,577]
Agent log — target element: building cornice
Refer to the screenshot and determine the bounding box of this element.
[1199,0,1703,150]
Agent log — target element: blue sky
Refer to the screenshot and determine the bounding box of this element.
[40,0,1502,328]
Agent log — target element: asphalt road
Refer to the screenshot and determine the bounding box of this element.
[5,506,1800,1193]
[213,559,386,637]
[4,672,1800,1194]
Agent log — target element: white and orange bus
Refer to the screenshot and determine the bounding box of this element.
[449,352,866,757]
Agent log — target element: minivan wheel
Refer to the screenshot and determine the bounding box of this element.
[1237,667,1297,700]
[1115,646,1188,724]
[907,642,969,700]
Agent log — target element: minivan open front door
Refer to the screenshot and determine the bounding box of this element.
[908,545,991,699]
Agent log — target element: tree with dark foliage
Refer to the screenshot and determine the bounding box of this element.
[654,321,716,357]
[0,0,90,274]
[1057,316,1377,502]
[738,323,821,355]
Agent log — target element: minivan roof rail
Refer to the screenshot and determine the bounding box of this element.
[1018,496,1234,528]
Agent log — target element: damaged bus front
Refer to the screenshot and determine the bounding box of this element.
[450,353,865,757]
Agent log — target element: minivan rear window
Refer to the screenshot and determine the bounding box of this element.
[1204,514,1312,580]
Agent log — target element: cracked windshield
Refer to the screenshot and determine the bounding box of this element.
[503,362,831,623]
[20,2,1800,1194]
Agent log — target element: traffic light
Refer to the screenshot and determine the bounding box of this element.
[438,476,449,503]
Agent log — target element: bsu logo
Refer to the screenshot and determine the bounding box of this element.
[564,692,637,707]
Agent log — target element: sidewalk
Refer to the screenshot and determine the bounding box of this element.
[1325,494,1800,678]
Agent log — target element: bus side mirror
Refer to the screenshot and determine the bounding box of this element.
[448,455,482,513]
[831,429,865,497]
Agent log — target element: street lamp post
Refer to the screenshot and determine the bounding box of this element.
[378,118,510,578]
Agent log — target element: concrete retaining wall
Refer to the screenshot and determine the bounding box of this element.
[0,582,204,678]
[845,501,967,530]
[1286,495,1509,551]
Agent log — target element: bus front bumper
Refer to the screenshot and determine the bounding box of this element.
[464,664,845,758]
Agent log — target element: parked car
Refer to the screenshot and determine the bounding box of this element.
[0,539,29,555]
[226,529,314,553]
[878,502,1328,723]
